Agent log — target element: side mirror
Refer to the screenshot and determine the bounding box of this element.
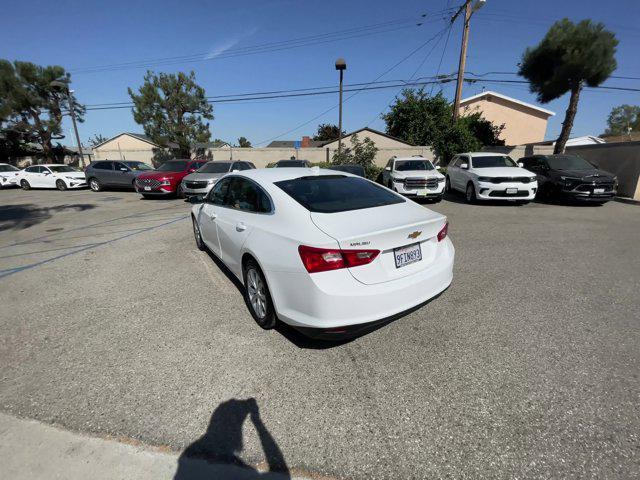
[517,161,524,167]
[385,166,391,171]
[460,163,469,170]
[188,168,197,173]
[188,194,205,204]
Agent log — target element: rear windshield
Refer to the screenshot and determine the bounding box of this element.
[157,160,189,172]
[276,160,307,167]
[471,156,517,168]
[124,161,153,171]
[275,175,405,213]
[199,162,231,173]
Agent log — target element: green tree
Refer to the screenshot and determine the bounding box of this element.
[519,19,617,154]
[603,104,640,136]
[332,133,379,179]
[237,136,252,148]
[128,70,213,158]
[88,133,108,147]
[313,123,345,142]
[0,60,84,161]
[382,88,504,163]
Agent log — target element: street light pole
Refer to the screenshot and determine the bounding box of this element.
[451,0,485,121]
[335,58,347,156]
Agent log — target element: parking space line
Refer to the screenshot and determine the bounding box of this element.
[0,215,188,280]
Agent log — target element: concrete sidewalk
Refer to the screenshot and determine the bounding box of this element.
[0,413,312,480]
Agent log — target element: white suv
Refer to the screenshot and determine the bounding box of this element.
[381,156,445,202]
[446,152,537,204]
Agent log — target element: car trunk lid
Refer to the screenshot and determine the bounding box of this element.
[310,202,446,284]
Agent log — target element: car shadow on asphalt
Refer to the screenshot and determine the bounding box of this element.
[0,204,96,231]
[173,398,291,480]
[202,248,380,349]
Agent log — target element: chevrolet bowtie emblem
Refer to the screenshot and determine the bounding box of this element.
[407,231,422,239]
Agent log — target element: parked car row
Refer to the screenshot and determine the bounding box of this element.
[2,152,618,205]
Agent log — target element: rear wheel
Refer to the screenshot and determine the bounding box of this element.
[89,178,102,192]
[56,179,67,191]
[465,182,477,204]
[20,180,31,190]
[176,183,184,199]
[445,176,452,194]
[243,259,276,330]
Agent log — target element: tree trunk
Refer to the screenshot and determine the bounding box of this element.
[554,80,583,154]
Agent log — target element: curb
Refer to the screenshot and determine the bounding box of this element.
[614,196,640,206]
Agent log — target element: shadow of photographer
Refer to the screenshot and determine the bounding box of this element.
[174,398,290,480]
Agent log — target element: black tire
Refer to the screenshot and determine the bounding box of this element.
[20,180,31,190]
[89,177,102,192]
[192,216,205,251]
[243,259,276,330]
[56,179,67,191]
[465,182,477,204]
[432,196,443,203]
[445,176,451,194]
[176,183,184,199]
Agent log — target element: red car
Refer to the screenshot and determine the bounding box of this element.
[135,159,206,198]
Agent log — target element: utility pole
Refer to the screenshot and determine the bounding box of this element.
[451,0,485,121]
[67,91,85,167]
[335,58,347,156]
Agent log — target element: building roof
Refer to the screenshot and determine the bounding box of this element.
[92,132,160,149]
[523,135,605,147]
[460,91,555,117]
[266,139,325,148]
[319,127,415,147]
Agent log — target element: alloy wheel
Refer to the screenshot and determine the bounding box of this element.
[56,180,67,191]
[246,268,267,319]
[90,179,101,192]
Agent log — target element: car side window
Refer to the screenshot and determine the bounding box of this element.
[206,177,231,205]
[41,167,51,174]
[114,162,128,171]
[94,161,113,170]
[25,166,38,173]
[225,177,271,213]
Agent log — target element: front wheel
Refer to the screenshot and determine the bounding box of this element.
[243,259,276,330]
[20,180,31,190]
[56,179,67,191]
[465,182,477,204]
[192,216,205,251]
[176,184,184,199]
[445,176,452,194]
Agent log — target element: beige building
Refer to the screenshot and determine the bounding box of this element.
[459,91,555,145]
[320,127,415,149]
[92,133,160,162]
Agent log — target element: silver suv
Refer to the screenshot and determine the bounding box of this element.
[181,161,255,196]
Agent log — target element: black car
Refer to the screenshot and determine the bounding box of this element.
[85,160,154,192]
[273,159,311,168]
[519,154,617,204]
[328,164,366,177]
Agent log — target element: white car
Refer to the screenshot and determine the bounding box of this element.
[0,163,21,188]
[190,168,454,338]
[445,152,537,203]
[18,164,87,190]
[381,156,445,201]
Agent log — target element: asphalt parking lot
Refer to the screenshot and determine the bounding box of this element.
[1,187,638,479]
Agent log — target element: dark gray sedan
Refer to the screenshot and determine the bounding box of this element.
[86,160,154,192]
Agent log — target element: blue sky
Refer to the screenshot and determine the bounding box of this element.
[2,0,638,147]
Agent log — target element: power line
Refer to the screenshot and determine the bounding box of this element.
[71,10,457,75]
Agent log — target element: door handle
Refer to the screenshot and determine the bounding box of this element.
[236,222,247,232]
[207,212,217,221]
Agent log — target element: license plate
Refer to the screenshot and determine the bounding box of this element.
[506,188,518,194]
[144,186,151,191]
[594,188,604,194]
[416,190,427,197]
[394,243,422,269]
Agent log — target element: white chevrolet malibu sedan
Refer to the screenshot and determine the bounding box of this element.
[190,168,454,338]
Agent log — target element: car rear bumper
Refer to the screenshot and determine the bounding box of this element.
[265,237,454,331]
[476,180,537,201]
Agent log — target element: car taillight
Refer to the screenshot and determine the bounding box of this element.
[437,221,448,242]
[298,245,380,274]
